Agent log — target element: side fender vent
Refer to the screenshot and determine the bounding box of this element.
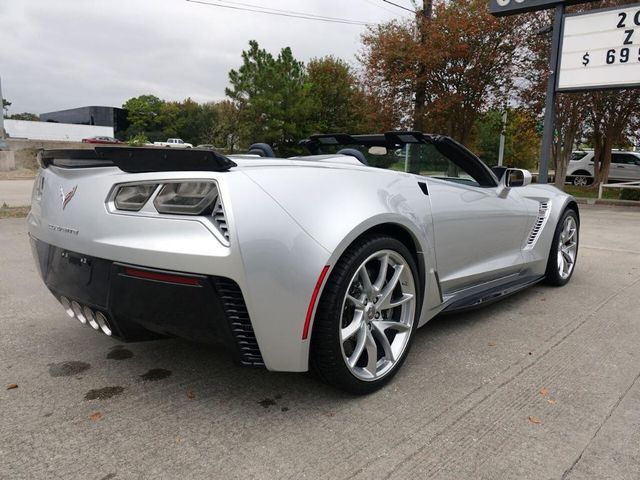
[526,202,550,247]
[212,196,230,244]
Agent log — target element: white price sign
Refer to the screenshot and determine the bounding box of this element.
[557,4,640,91]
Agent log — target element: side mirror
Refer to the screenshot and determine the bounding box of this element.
[505,168,532,188]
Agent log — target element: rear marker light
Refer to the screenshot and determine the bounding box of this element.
[302,265,330,340]
[124,267,201,286]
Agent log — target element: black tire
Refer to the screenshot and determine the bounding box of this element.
[544,208,579,286]
[310,235,421,394]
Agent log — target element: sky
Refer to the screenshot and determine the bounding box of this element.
[0,0,413,115]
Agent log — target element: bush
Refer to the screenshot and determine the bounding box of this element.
[127,133,149,147]
[620,188,640,201]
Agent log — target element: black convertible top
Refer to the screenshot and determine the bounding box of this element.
[302,131,498,187]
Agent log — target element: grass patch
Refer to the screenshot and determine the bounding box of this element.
[0,203,30,219]
[562,185,620,200]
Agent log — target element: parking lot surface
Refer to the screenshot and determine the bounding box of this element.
[1,205,640,479]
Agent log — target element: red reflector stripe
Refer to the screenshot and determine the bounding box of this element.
[302,265,330,340]
[124,267,201,286]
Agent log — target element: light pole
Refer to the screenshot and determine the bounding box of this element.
[0,75,7,149]
[497,107,507,167]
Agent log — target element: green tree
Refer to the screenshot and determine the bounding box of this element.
[8,112,39,121]
[586,89,639,187]
[2,98,11,116]
[122,95,164,140]
[307,56,362,133]
[207,100,241,152]
[475,108,540,170]
[360,0,523,144]
[176,99,217,145]
[226,40,313,153]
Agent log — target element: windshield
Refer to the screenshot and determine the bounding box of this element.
[312,142,479,186]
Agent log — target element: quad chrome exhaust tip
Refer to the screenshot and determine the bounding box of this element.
[59,296,75,318]
[83,305,100,331]
[58,297,113,336]
[70,300,86,324]
[96,312,113,336]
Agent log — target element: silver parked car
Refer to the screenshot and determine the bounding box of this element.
[568,150,640,186]
[28,132,579,393]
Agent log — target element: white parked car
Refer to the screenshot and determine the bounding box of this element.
[568,150,640,186]
[153,138,193,148]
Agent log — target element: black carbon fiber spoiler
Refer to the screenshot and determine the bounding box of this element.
[39,147,237,173]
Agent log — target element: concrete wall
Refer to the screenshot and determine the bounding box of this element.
[7,139,95,171]
[4,120,114,142]
[0,151,15,171]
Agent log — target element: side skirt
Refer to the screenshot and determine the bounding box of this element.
[440,275,545,314]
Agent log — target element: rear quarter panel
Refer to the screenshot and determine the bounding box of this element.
[241,164,440,327]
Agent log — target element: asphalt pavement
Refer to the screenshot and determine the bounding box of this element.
[1,205,639,479]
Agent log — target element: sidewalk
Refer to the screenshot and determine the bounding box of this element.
[0,179,35,207]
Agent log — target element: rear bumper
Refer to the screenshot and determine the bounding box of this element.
[31,236,264,367]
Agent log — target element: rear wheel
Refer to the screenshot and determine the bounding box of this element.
[311,235,420,394]
[544,209,579,286]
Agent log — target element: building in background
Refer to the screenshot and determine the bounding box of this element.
[40,106,128,137]
[4,119,113,142]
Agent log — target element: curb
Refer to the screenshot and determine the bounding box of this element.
[575,197,640,208]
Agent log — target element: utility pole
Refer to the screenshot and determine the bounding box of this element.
[498,108,507,167]
[0,75,7,150]
[412,0,432,132]
[406,0,432,173]
[0,75,15,171]
[538,4,564,183]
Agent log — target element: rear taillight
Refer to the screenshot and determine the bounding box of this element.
[114,184,158,211]
[109,180,228,244]
[153,181,218,215]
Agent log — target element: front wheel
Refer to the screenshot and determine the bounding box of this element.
[544,209,579,286]
[310,235,420,394]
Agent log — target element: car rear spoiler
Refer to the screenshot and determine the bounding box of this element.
[39,147,237,173]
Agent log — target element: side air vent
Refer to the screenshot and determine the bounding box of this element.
[526,202,550,247]
[214,278,264,367]
[212,196,230,243]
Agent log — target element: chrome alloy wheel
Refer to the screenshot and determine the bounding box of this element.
[572,176,589,186]
[557,215,578,280]
[339,250,416,381]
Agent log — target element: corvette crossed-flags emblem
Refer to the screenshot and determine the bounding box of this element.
[59,185,77,210]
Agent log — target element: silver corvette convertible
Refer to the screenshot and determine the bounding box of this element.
[28,132,579,393]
